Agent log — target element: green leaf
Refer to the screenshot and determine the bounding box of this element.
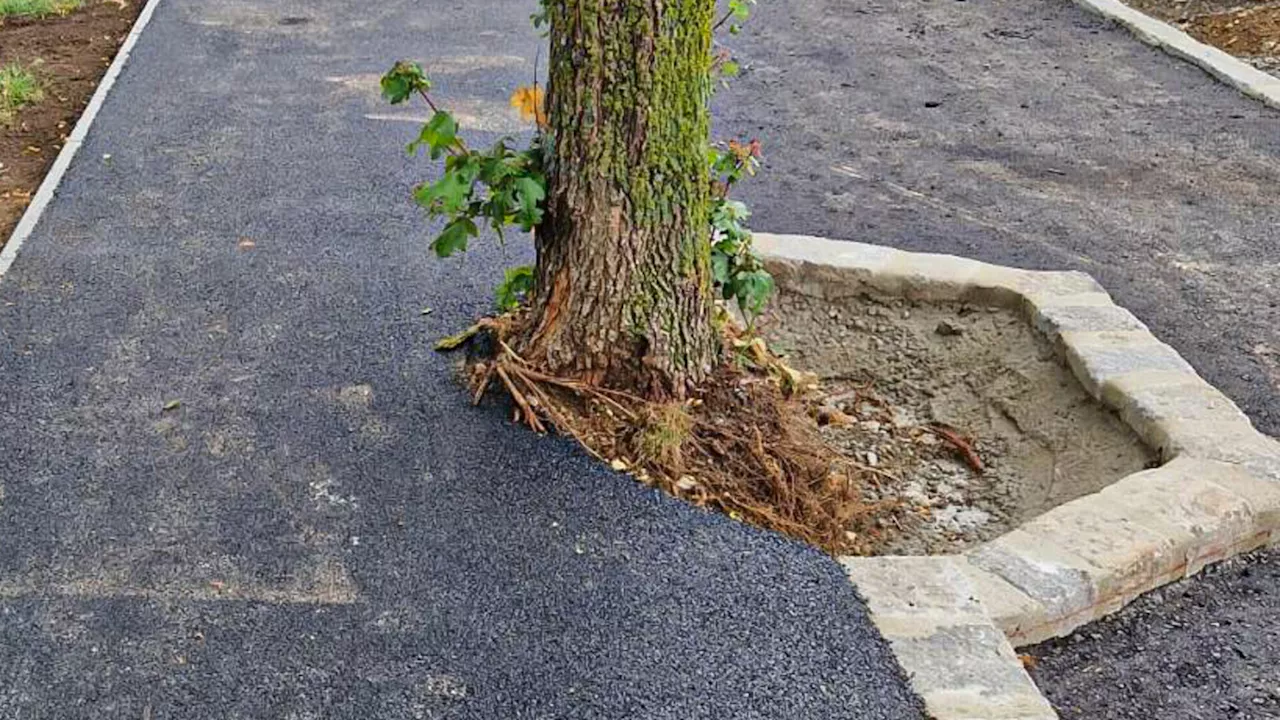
[494,265,536,311]
[721,60,741,77]
[409,111,459,159]
[734,268,775,317]
[431,217,478,258]
[381,61,430,105]
[711,251,731,286]
[513,176,546,230]
[416,170,473,215]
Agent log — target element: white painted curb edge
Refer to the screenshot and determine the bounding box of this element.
[0,0,166,280]
[1072,0,1280,110]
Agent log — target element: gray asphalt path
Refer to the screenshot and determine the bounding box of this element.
[715,0,1280,715]
[0,1,924,717]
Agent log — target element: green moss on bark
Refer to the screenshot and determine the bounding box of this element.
[528,0,719,397]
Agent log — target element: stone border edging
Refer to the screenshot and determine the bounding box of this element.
[0,0,166,279]
[1070,0,1280,111]
[755,233,1280,720]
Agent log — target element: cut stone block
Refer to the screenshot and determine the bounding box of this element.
[842,556,1059,719]
[966,530,1100,643]
[1015,497,1187,613]
[1154,422,1280,482]
[956,559,1050,646]
[1061,330,1197,400]
[840,556,988,637]
[1100,458,1278,576]
[1031,303,1150,343]
[885,624,1058,720]
[1100,370,1254,451]
[871,252,991,302]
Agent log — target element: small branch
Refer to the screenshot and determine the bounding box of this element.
[416,87,442,114]
[472,366,494,405]
[712,7,735,31]
[416,88,470,156]
[922,424,985,474]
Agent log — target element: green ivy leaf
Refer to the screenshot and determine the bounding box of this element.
[495,265,536,311]
[513,176,546,230]
[409,111,459,159]
[735,268,775,317]
[711,251,731,287]
[381,61,431,105]
[431,217,478,258]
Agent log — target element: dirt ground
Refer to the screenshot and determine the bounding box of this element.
[1126,0,1280,76]
[0,0,141,244]
[761,290,1155,555]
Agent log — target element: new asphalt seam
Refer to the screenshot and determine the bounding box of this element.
[757,233,1280,720]
[0,0,166,280]
[1069,0,1280,110]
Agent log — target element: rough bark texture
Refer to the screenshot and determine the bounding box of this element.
[528,0,719,397]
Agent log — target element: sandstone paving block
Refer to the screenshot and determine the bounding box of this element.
[1100,370,1253,450]
[1099,459,1268,576]
[1061,330,1197,399]
[1005,269,1105,298]
[1155,423,1280,482]
[841,556,1060,718]
[839,556,988,637]
[1031,303,1149,343]
[873,252,989,301]
[967,530,1100,640]
[886,624,1058,720]
[956,559,1050,646]
[755,233,899,273]
[1019,290,1114,312]
[1016,497,1190,611]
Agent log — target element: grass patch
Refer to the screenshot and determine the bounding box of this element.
[0,63,44,126]
[0,0,81,19]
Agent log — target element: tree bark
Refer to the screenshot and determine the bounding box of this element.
[526,0,719,398]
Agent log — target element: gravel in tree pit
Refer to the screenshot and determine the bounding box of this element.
[759,290,1157,555]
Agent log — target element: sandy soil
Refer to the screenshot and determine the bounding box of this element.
[761,289,1155,555]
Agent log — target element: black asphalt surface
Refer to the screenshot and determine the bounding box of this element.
[0,1,924,718]
[715,0,1280,715]
[1029,547,1280,720]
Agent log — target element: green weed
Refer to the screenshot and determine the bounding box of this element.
[0,0,82,19]
[0,63,44,126]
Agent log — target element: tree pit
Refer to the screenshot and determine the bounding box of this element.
[454,287,1154,558]
[759,289,1158,555]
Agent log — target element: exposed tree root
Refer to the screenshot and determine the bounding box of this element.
[454,312,885,554]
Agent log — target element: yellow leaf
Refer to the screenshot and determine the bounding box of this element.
[510,85,547,129]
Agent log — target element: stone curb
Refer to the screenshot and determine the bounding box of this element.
[1069,0,1280,111]
[756,233,1280,720]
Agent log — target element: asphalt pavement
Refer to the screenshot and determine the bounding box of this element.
[0,1,924,717]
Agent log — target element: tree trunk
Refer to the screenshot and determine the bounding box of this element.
[526,0,719,398]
